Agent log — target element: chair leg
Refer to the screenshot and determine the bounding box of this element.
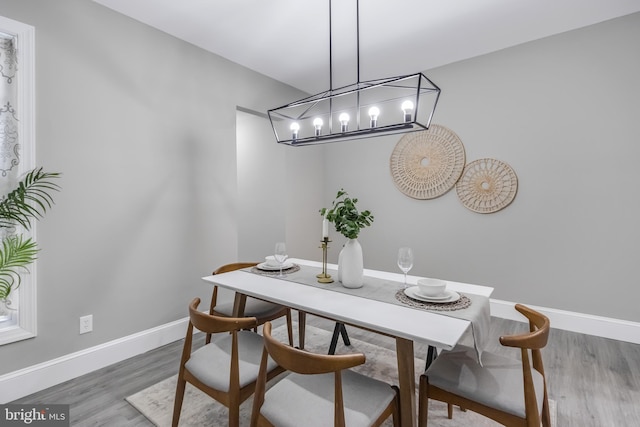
[229,406,240,427]
[418,375,428,427]
[206,287,218,345]
[298,311,306,349]
[391,385,401,427]
[542,394,551,427]
[229,396,240,427]
[171,376,187,427]
[447,403,453,419]
[285,309,294,346]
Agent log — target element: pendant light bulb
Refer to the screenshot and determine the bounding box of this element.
[313,118,323,136]
[339,113,350,133]
[368,106,380,128]
[401,100,414,123]
[290,122,300,140]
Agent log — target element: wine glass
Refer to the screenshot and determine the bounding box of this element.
[274,242,288,278]
[397,247,414,288]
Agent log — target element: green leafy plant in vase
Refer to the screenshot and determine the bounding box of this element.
[0,168,61,320]
[321,189,374,288]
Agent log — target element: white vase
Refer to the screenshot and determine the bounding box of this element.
[338,238,364,288]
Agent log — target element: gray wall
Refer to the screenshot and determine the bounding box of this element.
[236,109,324,264]
[237,110,288,261]
[323,12,640,323]
[0,0,317,375]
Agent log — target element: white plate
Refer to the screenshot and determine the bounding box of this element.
[404,287,460,303]
[256,262,294,271]
[413,289,451,300]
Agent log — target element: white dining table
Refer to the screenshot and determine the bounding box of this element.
[202,258,494,427]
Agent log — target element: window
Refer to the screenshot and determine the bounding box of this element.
[0,16,36,345]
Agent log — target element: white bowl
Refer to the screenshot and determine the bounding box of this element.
[416,278,447,297]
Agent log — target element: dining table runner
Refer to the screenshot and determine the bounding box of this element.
[245,264,489,364]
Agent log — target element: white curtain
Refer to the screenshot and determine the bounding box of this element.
[0,33,19,317]
[0,33,19,181]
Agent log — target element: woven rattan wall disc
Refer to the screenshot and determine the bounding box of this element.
[456,158,518,213]
[389,125,466,199]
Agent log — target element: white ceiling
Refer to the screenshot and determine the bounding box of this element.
[93,0,640,94]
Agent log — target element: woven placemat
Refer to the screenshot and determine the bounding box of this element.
[456,158,518,213]
[390,125,466,200]
[250,264,301,276]
[395,289,471,311]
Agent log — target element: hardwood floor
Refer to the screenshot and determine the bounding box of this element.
[11,314,640,426]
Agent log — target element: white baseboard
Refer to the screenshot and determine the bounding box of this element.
[0,317,189,404]
[490,299,640,345]
[2,301,639,403]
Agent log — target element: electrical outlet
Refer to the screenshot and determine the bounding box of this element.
[79,315,93,334]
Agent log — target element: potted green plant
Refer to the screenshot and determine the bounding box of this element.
[0,168,60,319]
[321,189,374,288]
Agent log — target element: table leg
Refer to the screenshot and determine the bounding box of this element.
[396,337,416,427]
[339,323,351,346]
[328,323,342,355]
[298,311,306,349]
[329,323,352,354]
[425,345,438,370]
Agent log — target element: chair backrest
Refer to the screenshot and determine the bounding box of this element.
[499,304,550,427]
[499,303,550,350]
[189,297,257,334]
[253,322,367,427]
[208,262,260,318]
[213,262,259,275]
[262,321,365,374]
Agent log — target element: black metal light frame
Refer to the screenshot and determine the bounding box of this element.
[268,0,441,146]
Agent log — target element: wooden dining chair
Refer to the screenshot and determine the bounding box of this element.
[172,298,285,427]
[418,304,551,427]
[250,321,400,427]
[208,262,293,346]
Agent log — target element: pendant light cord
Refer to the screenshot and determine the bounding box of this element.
[328,0,364,130]
[329,0,361,88]
[329,0,333,91]
[356,0,361,128]
[329,0,333,131]
[356,0,360,84]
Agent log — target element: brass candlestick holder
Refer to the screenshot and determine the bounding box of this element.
[317,237,334,283]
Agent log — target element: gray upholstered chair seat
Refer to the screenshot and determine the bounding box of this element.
[426,344,544,418]
[214,298,285,319]
[259,369,397,427]
[185,330,278,392]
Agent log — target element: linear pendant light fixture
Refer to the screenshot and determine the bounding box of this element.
[268,0,441,146]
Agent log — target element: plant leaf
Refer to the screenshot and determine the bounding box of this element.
[0,168,61,230]
[322,189,374,239]
[0,235,39,300]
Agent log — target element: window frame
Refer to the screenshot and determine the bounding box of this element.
[0,15,37,345]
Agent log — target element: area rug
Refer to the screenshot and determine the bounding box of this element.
[126,325,556,426]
